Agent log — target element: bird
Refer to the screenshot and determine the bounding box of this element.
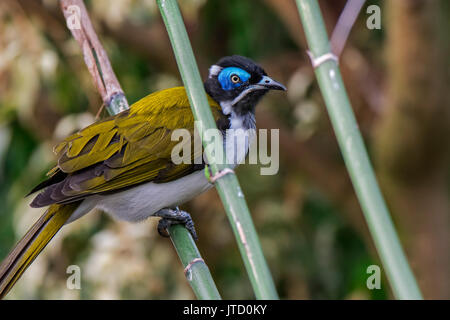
[0,55,286,297]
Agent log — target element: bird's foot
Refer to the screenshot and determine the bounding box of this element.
[155,207,198,240]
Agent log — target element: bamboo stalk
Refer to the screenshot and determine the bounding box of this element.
[60,0,220,299]
[295,0,422,299]
[156,0,278,299]
[169,225,221,299]
[60,0,128,115]
[330,0,366,56]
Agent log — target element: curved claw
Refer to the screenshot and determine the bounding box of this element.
[157,219,171,238]
[155,208,198,240]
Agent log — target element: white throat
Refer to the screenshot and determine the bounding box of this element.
[219,101,256,167]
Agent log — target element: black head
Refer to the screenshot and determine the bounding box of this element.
[204,55,286,116]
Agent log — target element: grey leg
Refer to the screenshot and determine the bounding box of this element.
[154,207,198,240]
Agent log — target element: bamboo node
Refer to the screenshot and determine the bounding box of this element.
[208,168,235,183]
[184,258,205,277]
[306,51,339,68]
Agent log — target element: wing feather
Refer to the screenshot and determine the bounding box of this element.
[30,87,227,208]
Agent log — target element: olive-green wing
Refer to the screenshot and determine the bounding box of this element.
[30,87,227,207]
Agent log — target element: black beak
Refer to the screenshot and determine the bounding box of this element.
[258,75,287,91]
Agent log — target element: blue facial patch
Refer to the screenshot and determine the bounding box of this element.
[218,67,251,91]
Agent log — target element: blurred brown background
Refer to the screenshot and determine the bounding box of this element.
[0,0,449,299]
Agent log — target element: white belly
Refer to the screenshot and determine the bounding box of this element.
[67,170,212,223]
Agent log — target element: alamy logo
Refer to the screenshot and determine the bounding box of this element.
[66,5,81,30]
[66,265,81,290]
[366,265,381,290]
[366,5,381,30]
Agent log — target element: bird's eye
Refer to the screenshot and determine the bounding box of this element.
[230,74,240,84]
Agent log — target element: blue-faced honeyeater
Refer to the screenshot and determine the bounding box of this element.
[0,55,286,297]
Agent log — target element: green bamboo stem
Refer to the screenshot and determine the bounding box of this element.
[169,225,221,299]
[61,0,220,300]
[295,0,422,299]
[157,0,278,299]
